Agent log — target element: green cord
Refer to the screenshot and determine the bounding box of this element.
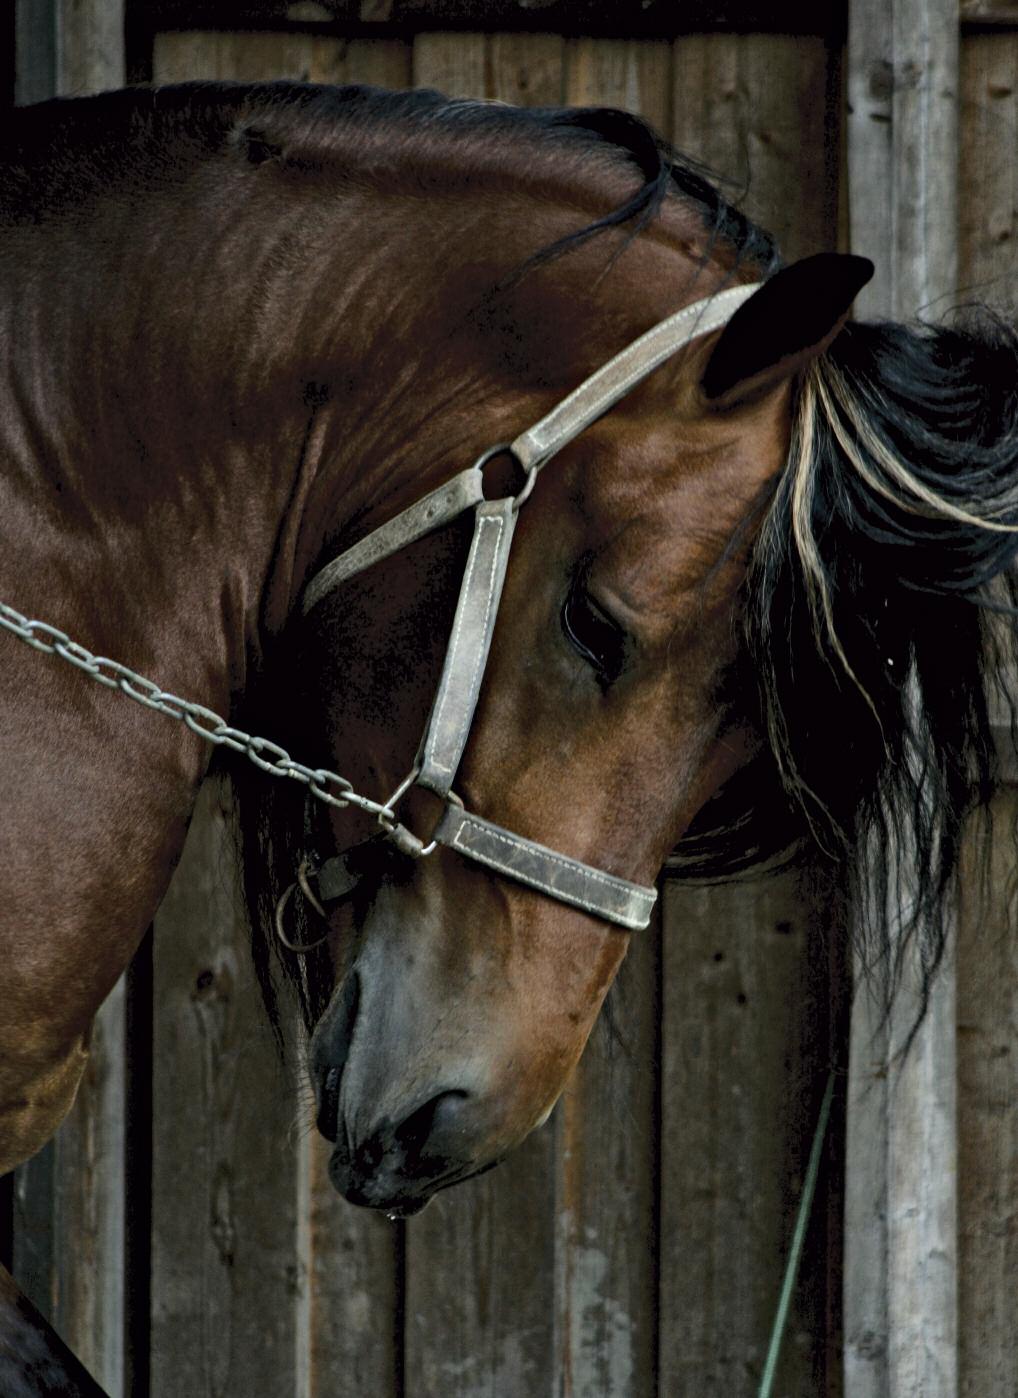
[758,1071,836,1398]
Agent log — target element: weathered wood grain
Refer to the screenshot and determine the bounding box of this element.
[149,781,301,1398]
[154,28,412,86]
[15,0,125,101]
[551,920,660,1398]
[956,791,1018,1398]
[845,899,960,1398]
[412,31,487,96]
[844,4,961,1397]
[11,984,127,1397]
[404,1131,559,1396]
[672,33,838,262]
[155,28,317,80]
[847,0,959,322]
[298,1132,399,1398]
[489,33,565,106]
[961,0,1018,21]
[564,37,671,132]
[659,871,842,1396]
[56,0,126,95]
[959,31,1018,317]
[956,69,1018,1393]
[13,0,56,106]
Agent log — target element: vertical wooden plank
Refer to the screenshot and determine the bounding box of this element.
[12,989,127,1395]
[299,1133,400,1398]
[153,31,314,83]
[149,781,300,1398]
[11,9,128,1393]
[14,0,56,106]
[564,37,672,134]
[959,31,1018,316]
[310,37,413,90]
[154,30,413,91]
[847,0,959,321]
[553,919,660,1398]
[659,872,841,1396]
[957,45,1018,1389]
[489,34,564,107]
[412,32,487,97]
[404,1134,559,1397]
[672,34,838,262]
[55,0,125,95]
[956,788,1018,1397]
[844,4,960,1397]
[886,946,958,1396]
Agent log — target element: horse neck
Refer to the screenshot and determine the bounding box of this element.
[0,91,718,710]
[0,116,383,711]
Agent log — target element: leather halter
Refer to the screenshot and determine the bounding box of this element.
[302,283,760,932]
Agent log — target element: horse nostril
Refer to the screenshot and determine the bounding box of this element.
[329,1088,477,1210]
[393,1089,471,1169]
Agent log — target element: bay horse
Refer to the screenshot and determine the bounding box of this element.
[2,79,1017,1388]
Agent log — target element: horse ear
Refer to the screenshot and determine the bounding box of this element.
[700,253,874,410]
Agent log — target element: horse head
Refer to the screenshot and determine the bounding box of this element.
[236,107,872,1213]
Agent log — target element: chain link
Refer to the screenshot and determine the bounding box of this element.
[0,600,396,823]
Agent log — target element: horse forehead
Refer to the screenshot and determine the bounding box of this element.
[560,408,779,539]
[509,409,785,618]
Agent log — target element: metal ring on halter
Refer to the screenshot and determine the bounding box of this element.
[376,769,466,859]
[375,766,436,858]
[511,460,538,511]
[274,858,332,953]
[473,442,536,513]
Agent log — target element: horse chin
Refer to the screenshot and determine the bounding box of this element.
[327,1139,505,1217]
[327,1145,480,1218]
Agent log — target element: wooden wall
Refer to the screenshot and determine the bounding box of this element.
[4,3,1016,1396]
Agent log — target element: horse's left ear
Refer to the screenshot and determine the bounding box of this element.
[700,253,874,409]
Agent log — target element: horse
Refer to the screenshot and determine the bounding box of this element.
[2,79,1017,1387]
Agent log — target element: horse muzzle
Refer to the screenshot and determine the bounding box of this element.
[325,1087,481,1217]
[309,962,507,1215]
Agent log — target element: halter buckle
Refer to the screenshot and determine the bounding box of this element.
[376,767,461,859]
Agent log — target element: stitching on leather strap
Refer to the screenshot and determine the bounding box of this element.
[513,285,759,471]
[427,509,505,777]
[449,813,655,929]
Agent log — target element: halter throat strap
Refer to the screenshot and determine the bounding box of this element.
[302,283,761,932]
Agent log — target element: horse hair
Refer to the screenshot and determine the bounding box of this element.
[203,84,1018,1048]
[678,314,1018,1039]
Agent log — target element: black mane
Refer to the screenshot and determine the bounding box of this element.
[678,313,1018,1032]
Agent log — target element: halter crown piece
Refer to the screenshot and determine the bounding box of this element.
[301,284,761,933]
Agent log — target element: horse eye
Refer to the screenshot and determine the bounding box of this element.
[561,574,628,686]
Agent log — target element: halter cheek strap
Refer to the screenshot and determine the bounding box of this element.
[301,283,760,933]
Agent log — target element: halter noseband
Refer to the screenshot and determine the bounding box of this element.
[299,283,760,934]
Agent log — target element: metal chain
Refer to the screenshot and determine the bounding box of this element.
[0,600,396,823]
